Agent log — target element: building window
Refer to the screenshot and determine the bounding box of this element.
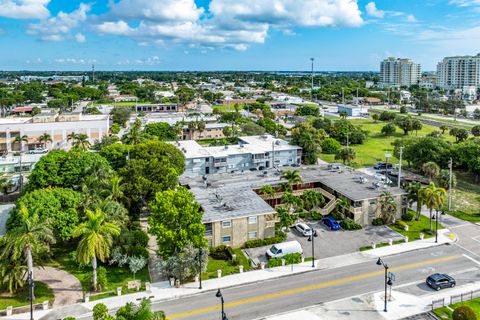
[248,216,257,224]
[222,220,231,228]
[248,231,257,239]
[222,235,231,243]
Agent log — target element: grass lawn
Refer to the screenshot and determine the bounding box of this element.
[47,244,150,293]
[202,249,252,280]
[446,171,480,222]
[0,282,54,310]
[433,297,480,319]
[390,214,444,241]
[213,105,244,112]
[319,119,453,168]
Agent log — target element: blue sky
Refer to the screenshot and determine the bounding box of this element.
[0,0,479,71]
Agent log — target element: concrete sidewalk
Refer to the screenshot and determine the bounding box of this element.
[2,229,455,320]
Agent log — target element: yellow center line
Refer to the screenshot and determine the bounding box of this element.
[167,255,461,319]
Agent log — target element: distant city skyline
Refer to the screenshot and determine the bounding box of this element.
[0,0,480,71]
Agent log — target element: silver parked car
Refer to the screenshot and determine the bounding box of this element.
[295,223,313,237]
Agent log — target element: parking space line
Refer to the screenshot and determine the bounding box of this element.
[463,254,480,265]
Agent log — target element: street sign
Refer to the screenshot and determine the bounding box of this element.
[388,272,396,282]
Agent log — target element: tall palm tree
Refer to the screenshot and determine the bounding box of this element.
[276,207,296,230]
[335,196,351,220]
[405,182,422,220]
[73,209,120,291]
[13,135,28,152]
[0,207,55,297]
[301,190,325,211]
[259,185,276,199]
[281,169,303,189]
[172,122,183,141]
[72,133,91,152]
[67,132,76,143]
[281,192,301,214]
[104,175,126,203]
[38,132,52,148]
[419,182,447,231]
[379,192,398,224]
[196,121,206,138]
[422,162,440,181]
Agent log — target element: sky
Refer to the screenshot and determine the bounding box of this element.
[0,0,479,71]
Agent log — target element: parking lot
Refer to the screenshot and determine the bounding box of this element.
[243,221,404,265]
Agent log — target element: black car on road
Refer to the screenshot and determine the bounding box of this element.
[426,273,456,291]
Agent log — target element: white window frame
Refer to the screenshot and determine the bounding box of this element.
[222,220,232,228]
[248,231,257,239]
[248,216,257,224]
[222,235,231,243]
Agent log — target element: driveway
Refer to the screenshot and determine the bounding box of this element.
[34,266,83,307]
[244,222,404,265]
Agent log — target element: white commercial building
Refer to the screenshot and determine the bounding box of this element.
[0,112,109,153]
[173,135,302,177]
[380,57,421,87]
[437,54,480,90]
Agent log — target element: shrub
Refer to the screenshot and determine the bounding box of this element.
[310,212,323,221]
[372,218,384,226]
[331,210,344,221]
[395,220,407,229]
[321,138,341,154]
[93,303,109,320]
[422,228,434,236]
[63,318,77,320]
[209,245,234,261]
[244,231,287,248]
[268,253,302,267]
[401,211,415,222]
[87,267,108,291]
[452,306,477,320]
[340,218,362,230]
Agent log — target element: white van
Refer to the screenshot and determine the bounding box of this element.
[266,241,303,259]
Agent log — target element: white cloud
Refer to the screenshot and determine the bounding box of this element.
[27,3,90,42]
[109,0,203,22]
[75,32,86,43]
[54,58,96,64]
[0,0,50,19]
[406,14,417,23]
[365,2,384,18]
[115,56,162,65]
[449,0,480,6]
[95,0,363,51]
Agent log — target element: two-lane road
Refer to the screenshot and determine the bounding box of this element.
[151,245,479,320]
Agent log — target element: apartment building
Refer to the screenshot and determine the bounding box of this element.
[380,57,421,87]
[437,54,480,90]
[173,135,302,177]
[182,123,229,140]
[0,112,109,153]
[182,165,407,248]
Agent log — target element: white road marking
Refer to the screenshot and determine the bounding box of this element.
[463,254,480,266]
[455,242,480,258]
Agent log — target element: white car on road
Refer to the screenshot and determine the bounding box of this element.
[295,223,313,237]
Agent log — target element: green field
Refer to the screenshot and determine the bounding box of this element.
[202,249,251,280]
[390,214,444,241]
[446,171,480,222]
[0,282,54,310]
[434,297,480,319]
[213,105,245,112]
[319,119,450,167]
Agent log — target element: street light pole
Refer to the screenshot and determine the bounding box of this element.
[308,229,318,268]
[397,147,403,188]
[435,210,439,243]
[310,58,315,101]
[198,247,203,290]
[448,158,453,211]
[216,289,228,320]
[376,258,389,312]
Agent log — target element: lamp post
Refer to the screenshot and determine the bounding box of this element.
[27,271,34,320]
[384,154,392,185]
[310,58,315,101]
[216,289,228,320]
[198,247,203,290]
[376,258,390,312]
[307,229,318,268]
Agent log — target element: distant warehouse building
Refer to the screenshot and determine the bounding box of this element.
[172,135,302,177]
[337,104,370,117]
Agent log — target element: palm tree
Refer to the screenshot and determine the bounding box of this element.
[419,182,447,231]
[339,111,348,119]
[172,122,183,141]
[38,132,52,148]
[276,207,296,230]
[335,196,351,220]
[0,207,55,297]
[67,132,76,143]
[405,182,422,220]
[0,258,27,293]
[73,208,120,291]
[281,192,301,214]
[13,135,28,152]
[379,192,397,224]
[72,133,91,151]
[197,121,206,138]
[301,190,325,211]
[104,176,126,203]
[335,147,356,165]
[281,169,303,189]
[259,185,276,199]
[422,162,440,181]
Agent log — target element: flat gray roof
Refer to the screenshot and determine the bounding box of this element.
[182,164,406,223]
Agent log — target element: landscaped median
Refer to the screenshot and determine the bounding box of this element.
[433,297,480,319]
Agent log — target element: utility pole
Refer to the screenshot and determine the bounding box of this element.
[397,147,403,188]
[310,58,315,101]
[448,158,453,211]
[342,88,345,105]
[92,64,95,84]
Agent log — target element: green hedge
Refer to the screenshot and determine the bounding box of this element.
[244,231,287,249]
[372,218,384,226]
[268,253,302,267]
[340,218,362,230]
[209,245,235,261]
[401,210,415,222]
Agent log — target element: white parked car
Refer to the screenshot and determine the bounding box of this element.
[28,147,48,154]
[295,223,313,237]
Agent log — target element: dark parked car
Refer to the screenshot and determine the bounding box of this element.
[374,162,393,170]
[323,218,340,231]
[426,273,456,291]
